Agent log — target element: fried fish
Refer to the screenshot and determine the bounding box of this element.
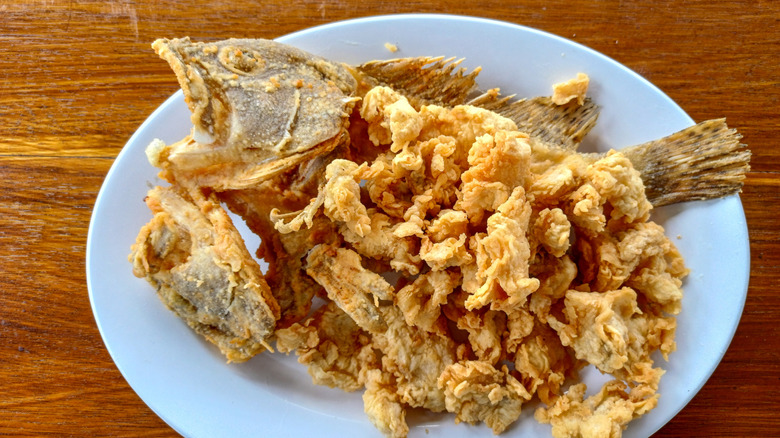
[129,185,279,362]
[131,37,751,437]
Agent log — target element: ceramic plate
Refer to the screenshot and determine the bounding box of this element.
[87,14,749,437]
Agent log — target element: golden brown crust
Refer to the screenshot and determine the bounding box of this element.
[129,186,279,362]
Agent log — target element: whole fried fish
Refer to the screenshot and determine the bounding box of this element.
[130,37,751,438]
[149,38,749,206]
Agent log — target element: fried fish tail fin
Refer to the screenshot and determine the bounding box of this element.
[356,56,481,107]
[622,119,751,207]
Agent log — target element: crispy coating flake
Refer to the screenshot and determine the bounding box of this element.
[534,208,572,257]
[438,361,532,434]
[535,380,657,438]
[551,73,590,106]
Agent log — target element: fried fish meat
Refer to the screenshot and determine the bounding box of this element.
[130,185,280,362]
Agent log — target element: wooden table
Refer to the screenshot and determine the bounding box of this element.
[1,1,777,436]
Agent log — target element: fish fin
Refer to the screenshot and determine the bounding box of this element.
[622,119,751,207]
[476,96,600,150]
[356,56,481,107]
[356,57,600,150]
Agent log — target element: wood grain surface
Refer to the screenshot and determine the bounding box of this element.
[1,1,778,436]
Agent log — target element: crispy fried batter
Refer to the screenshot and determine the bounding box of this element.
[363,368,409,438]
[552,73,590,106]
[466,187,540,311]
[438,361,532,434]
[372,306,459,412]
[512,320,580,405]
[456,131,533,224]
[535,380,658,438]
[340,209,423,275]
[548,287,676,386]
[276,301,378,391]
[395,269,460,334]
[272,159,371,237]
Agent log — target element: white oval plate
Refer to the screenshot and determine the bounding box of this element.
[87,14,749,438]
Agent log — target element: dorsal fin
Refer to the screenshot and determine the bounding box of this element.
[357,56,599,149]
[356,56,480,108]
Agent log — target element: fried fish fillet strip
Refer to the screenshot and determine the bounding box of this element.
[305,244,393,333]
[548,287,676,386]
[370,306,459,415]
[395,269,461,334]
[456,130,533,224]
[466,186,540,311]
[339,208,423,276]
[130,186,280,362]
[511,319,581,406]
[363,368,409,438]
[272,159,372,236]
[438,360,532,434]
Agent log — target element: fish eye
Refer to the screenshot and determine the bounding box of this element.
[218,46,265,75]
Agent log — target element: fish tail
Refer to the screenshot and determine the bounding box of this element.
[622,119,751,207]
